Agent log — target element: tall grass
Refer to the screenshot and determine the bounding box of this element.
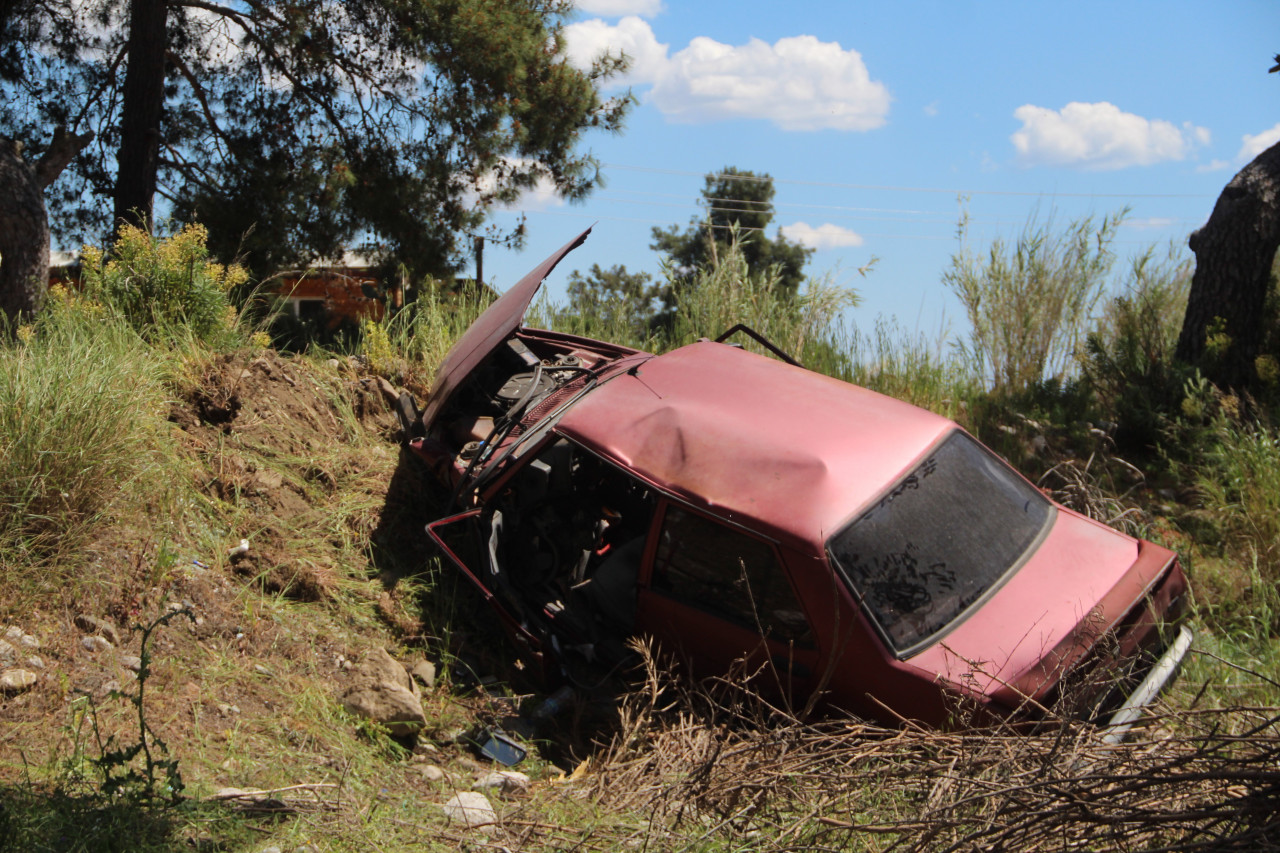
[945,208,1125,395]
[381,280,495,376]
[0,304,174,569]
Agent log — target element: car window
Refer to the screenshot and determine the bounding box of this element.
[827,429,1053,656]
[651,505,812,646]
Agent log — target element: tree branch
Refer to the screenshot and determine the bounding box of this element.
[34,124,93,189]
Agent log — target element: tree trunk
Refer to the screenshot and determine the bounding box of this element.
[0,137,50,322]
[1175,140,1280,389]
[0,128,94,322]
[113,0,168,232]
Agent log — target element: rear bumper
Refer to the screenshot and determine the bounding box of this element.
[1101,623,1193,744]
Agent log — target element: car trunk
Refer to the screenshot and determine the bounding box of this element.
[905,508,1186,717]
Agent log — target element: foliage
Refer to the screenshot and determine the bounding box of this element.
[79,223,244,344]
[91,608,193,803]
[1190,418,1280,614]
[658,228,858,370]
[562,263,662,342]
[945,207,1125,395]
[1,0,631,277]
[649,166,812,322]
[1082,243,1193,451]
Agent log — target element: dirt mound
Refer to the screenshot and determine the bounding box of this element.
[171,351,403,602]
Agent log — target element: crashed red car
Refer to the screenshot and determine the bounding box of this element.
[403,228,1191,729]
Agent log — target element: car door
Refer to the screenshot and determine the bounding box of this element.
[635,501,820,704]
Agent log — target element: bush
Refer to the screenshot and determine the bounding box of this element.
[944,208,1124,395]
[1082,244,1193,452]
[80,223,246,345]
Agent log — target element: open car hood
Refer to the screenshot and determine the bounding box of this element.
[419,227,592,431]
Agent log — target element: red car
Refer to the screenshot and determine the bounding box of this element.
[405,228,1191,728]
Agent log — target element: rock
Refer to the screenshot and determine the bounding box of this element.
[441,791,496,828]
[74,614,121,646]
[338,648,426,736]
[373,375,399,406]
[339,683,425,737]
[475,770,531,795]
[0,639,15,662]
[81,635,113,653]
[25,655,43,670]
[0,669,36,693]
[420,764,447,782]
[355,648,416,695]
[5,627,38,649]
[411,659,437,690]
[120,655,142,672]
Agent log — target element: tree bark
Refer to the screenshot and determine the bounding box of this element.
[113,0,168,232]
[0,128,93,322]
[1175,140,1280,389]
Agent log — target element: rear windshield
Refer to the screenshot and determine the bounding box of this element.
[827,430,1053,656]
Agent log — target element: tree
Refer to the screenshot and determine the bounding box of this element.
[1175,54,1280,389]
[650,167,812,298]
[0,0,630,277]
[0,127,92,321]
[563,262,660,340]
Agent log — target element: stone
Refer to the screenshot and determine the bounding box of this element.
[81,630,112,650]
[441,791,496,828]
[338,648,427,736]
[81,635,112,653]
[339,683,425,737]
[0,639,15,662]
[25,655,43,670]
[411,659,437,690]
[475,770,531,795]
[0,669,36,693]
[74,614,122,646]
[355,648,415,694]
[420,764,446,782]
[120,655,142,672]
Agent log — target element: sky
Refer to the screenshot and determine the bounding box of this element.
[478,0,1280,334]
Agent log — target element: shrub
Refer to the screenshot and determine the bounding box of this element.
[944,208,1125,395]
[80,223,247,344]
[1081,244,1193,451]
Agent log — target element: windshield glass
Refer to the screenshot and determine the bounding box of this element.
[827,430,1053,656]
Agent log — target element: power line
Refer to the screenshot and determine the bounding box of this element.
[600,161,1216,200]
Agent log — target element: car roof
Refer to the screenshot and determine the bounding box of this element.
[555,340,955,553]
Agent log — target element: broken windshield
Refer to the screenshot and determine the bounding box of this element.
[827,430,1053,657]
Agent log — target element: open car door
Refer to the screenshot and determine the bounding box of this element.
[426,509,548,672]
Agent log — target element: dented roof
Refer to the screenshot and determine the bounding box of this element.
[555,340,954,551]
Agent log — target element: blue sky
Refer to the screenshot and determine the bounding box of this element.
[480,0,1280,333]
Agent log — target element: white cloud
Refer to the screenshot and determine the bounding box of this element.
[1010,102,1207,170]
[1238,122,1280,161]
[564,16,669,89]
[564,21,889,132]
[575,0,663,17]
[1197,159,1231,173]
[780,222,864,250]
[1123,217,1177,230]
[653,35,890,131]
[923,101,939,117]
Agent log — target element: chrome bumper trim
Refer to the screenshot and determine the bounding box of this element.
[1101,624,1194,745]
